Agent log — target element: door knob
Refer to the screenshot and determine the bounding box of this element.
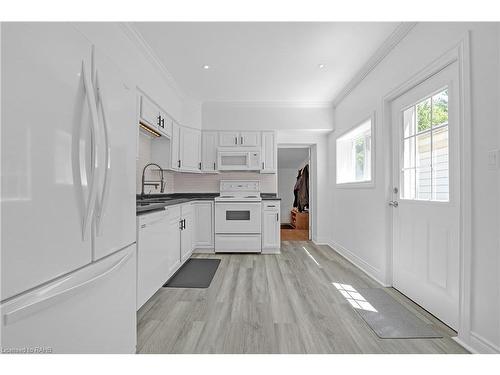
[389,201,399,207]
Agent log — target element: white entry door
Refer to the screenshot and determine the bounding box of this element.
[391,62,460,329]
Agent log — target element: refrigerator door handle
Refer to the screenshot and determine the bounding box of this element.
[95,71,111,236]
[2,248,133,326]
[80,61,100,241]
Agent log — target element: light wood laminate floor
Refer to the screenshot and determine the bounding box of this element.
[137,241,468,354]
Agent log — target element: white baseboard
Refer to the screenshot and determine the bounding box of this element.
[327,240,389,287]
[469,332,500,354]
[312,238,329,246]
[193,248,214,254]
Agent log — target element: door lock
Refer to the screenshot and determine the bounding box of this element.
[388,201,399,207]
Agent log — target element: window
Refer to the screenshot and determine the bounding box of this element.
[401,88,449,202]
[336,117,373,185]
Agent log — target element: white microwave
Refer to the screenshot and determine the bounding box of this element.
[217,148,261,171]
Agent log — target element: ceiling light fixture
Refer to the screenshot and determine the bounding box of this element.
[202,64,210,70]
[318,64,326,69]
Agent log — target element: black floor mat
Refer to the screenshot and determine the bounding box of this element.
[163,258,221,288]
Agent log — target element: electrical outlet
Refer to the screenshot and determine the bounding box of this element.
[487,149,500,170]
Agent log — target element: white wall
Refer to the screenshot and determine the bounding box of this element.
[278,168,299,223]
[202,103,334,131]
[328,22,500,353]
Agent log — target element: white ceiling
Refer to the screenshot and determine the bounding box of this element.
[132,22,400,103]
[278,148,309,169]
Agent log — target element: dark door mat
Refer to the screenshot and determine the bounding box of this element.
[163,258,221,288]
[349,287,443,339]
[280,224,294,229]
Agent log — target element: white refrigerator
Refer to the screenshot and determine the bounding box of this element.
[1,23,137,353]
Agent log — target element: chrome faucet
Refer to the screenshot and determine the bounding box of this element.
[141,163,165,197]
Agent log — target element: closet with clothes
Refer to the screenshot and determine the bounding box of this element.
[291,164,309,230]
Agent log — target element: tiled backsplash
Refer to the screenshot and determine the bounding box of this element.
[173,171,277,193]
[137,131,277,194]
[136,131,175,194]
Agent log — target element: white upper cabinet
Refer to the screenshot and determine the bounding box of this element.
[158,111,172,138]
[219,131,261,147]
[219,131,240,147]
[170,122,181,170]
[261,131,277,173]
[240,131,261,147]
[202,131,218,172]
[139,95,159,130]
[139,94,170,137]
[179,126,202,172]
[1,23,94,300]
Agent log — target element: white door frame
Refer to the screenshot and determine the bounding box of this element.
[277,144,313,241]
[382,34,472,343]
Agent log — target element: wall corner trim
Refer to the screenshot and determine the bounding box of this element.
[332,22,417,108]
[118,22,186,100]
[327,240,389,287]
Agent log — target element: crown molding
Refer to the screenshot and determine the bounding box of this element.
[332,22,417,108]
[203,100,334,109]
[118,22,186,100]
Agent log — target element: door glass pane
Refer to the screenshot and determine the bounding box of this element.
[403,137,415,169]
[416,98,431,133]
[403,106,415,137]
[432,89,448,127]
[401,168,415,200]
[416,132,431,168]
[226,210,250,221]
[416,167,432,200]
[432,126,449,201]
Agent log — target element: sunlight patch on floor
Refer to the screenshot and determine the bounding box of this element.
[332,282,378,312]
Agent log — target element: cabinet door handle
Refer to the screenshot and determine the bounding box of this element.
[235,136,237,145]
[157,115,161,126]
[276,213,279,222]
[183,219,186,229]
[161,118,165,128]
[178,160,181,168]
[179,220,183,230]
[240,136,243,144]
[199,162,202,170]
[262,162,264,169]
[213,162,216,170]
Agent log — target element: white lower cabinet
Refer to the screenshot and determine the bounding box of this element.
[193,201,214,251]
[137,210,171,309]
[165,206,182,277]
[262,201,281,253]
[137,203,193,310]
[180,203,194,262]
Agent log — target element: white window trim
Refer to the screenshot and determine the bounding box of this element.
[336,112,376,188]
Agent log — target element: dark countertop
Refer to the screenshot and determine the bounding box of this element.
[137,193,280,215]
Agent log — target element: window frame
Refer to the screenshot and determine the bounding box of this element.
[335,112,376,189]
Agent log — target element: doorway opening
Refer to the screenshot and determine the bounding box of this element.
[277,147,311,241]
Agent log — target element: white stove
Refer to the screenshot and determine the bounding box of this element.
[214,180,262,253]
[214,180,262,202]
